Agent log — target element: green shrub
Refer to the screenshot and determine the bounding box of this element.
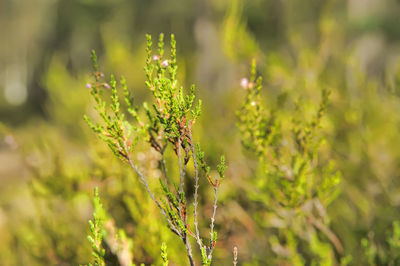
[85,34,227,265]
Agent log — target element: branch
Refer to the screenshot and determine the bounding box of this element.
[178,138,185,198]
[122,141,180,236]
[307,214,343,255]
[208,186,219,261]
[189,131,204,250]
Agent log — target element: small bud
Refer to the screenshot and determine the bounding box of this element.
[103,83,111,89]
[240,78,249,89]
[251,101,257,106]
[100,72,105,77]
[86,83,92,89]
[161,60,169,67]
[153,55,160,61]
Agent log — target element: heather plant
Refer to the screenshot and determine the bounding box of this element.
[85,34,227,265]
[237,61,341,264]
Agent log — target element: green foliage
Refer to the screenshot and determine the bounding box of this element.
[361,221,400,265]
[217,156,227,179]
[237,59,341,263]
[85,34,226,265]
[388,221,400,262]
[87,188,138,266]
[87,188,106,266]
[160,242,169,266]
[3,1,400,265]
[238,60,339,208]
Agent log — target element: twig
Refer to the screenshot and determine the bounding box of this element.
[177,138,195,265]
[184,236,195,266]
[189,131,204,249]
[307,214,344,255]
[208,186,219,260]
[123,141,180,236]
[178,138,185,198]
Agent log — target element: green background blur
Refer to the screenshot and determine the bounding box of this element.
[1,0,400,265]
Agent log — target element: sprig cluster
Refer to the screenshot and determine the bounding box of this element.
[237,61,340,208]
[85,34,227,265]
[237,61,342,263]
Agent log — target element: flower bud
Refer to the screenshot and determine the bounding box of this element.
[240,78,249,89]
[161,60,169,67]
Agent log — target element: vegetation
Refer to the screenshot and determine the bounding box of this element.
[85,34,226,265]
[1,0,400,265]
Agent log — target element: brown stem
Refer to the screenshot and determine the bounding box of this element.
[307,214,344,255]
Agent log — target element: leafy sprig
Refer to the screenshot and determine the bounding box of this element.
[87,187,106,266]
[85,34,226,265]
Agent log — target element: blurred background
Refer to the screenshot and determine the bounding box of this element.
[1,0,400,265]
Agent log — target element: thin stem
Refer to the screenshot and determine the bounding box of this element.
[178,138,185,198]
[307,214,344,255]
[208,186,219,260]
[189,132,203,249]
[125,140,195,265]
[176,139,184,223]
[123,141,180,236]
[177,138,195,266]
[184,237,195,266]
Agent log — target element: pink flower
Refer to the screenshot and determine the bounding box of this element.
[103,83,111,89]
[240,78,249,89]
[153,55,160,61]
[161,60,169,67]
[86,83,92,89]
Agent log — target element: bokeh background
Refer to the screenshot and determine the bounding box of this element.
[1,0,400,265]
